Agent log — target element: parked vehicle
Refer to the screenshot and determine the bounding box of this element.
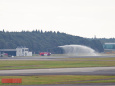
[0,53,8,57]
[39,52,51,56]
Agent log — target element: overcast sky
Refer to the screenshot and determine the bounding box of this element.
[0,0,115,38]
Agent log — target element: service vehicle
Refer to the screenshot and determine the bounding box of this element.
[39,52,51,56]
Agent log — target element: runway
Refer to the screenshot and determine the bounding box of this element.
[2,83,115,86]
[0,67,115,76]
[0,55,115,60]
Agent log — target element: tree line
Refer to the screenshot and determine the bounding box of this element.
[0,30,104,54]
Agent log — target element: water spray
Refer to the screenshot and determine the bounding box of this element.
[59,45,98,56]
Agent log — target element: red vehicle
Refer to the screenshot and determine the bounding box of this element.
[39,52,51,56]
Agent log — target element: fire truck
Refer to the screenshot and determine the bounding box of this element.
[39,52,51,56]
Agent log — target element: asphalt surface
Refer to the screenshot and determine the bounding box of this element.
[0,55,115,60]
[0,67,115,76]
[2,83,115,86]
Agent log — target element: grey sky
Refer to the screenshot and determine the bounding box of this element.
[0,0,115,38]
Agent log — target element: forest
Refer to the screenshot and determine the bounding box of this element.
[0,30,104,54]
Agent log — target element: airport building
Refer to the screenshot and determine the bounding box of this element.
[16,47,32,56]
[103,43,115,54]
[0,47,32,57]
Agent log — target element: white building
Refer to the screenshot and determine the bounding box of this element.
[16,47,32,56]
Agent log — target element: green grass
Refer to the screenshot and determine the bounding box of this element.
[0,57,115,70]
[0,75,115,85]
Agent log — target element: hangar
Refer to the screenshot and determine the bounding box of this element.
[0,49,16,56]
[0,47,32,57]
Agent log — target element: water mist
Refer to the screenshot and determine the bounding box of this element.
[59,45,98,56]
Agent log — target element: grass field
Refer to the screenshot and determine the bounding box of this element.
[0,57,115,70]
[0,75,115,85]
